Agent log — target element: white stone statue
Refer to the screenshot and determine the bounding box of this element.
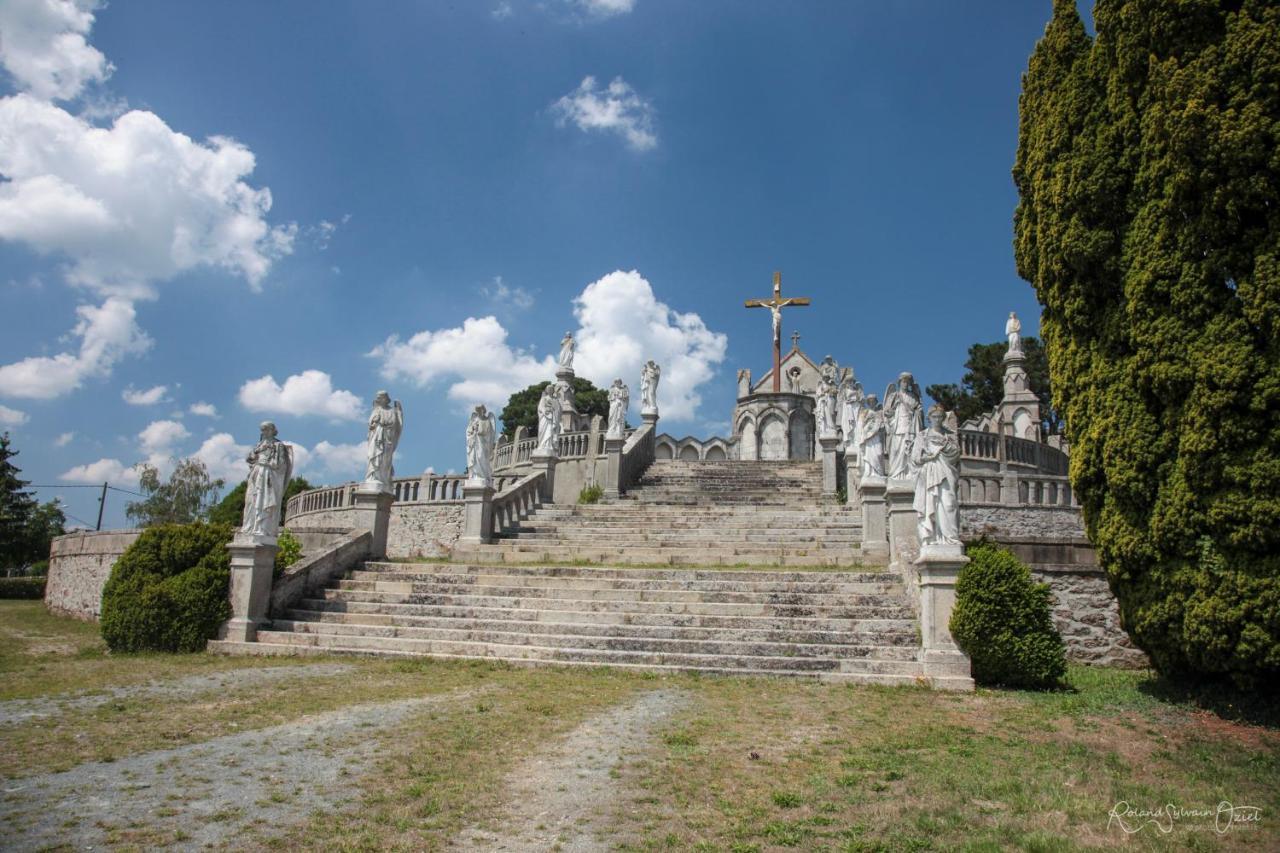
[558,331,575,371]
[912,405,961,548]
[241,421,293,539]
[819,356,838,386]
[536,384,562,455]
[858,394,886,478]
[640,360,661,414]
[840,380,864,450]
[364,391,403,492]
[607,378,629,439]
[884,372,924,479]
[815,376,838,439]
[1005,311,1022,356]
[465,404,497,486]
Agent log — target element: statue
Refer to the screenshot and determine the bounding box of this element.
[241,421,293,539]
[536,383,562,455]
[819,355,839,386]
[558,331,575,371]
[815,376,838,439]
[607,378,630,438]
[912,405,962,547]
[465,404,497,486]
[884,372,924,479]
[1005,311,1022,356]
[640,360,661,413]
[858,394,886,478]
[364,391,403,491]
[840,380,864,451]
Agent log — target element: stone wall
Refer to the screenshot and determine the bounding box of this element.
[287,502,466,560]
[45,529,141,620]
[961,504,1086,540]
[270,530,371,618]
[1032,564,1149,669]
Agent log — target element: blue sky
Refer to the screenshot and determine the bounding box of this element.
[0,0,1064,530]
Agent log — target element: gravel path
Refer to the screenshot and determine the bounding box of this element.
[0,663,354,725]
[451,689,688,852]
[0,688,474,851]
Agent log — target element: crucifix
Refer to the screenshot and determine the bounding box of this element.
[745,271,811,393]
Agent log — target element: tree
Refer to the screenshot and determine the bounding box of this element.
[23,499,66,572]
[1013,0,1280,687]
[925,337,1062,434]
[0,433,38,571]
[208,477,313,527]
[498,378,608,438]
[126,459,224,528]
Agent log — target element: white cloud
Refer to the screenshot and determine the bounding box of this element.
[121,383,167,406]
[491,2,514,20]
[138,418,188,455]
[191,432,249,483]
[577,0,635,16]
[238,370,363,421]
[54,430,74,446]
[551,76,656,151]
[572,270,726,422]
[306,440,366,480]
[0,297,151,399]
[0,404,28,426]
[188,401,218,418]
[0,0,112,101]
[59,455,138,485]
[371,315,554,409]
[0,94,295,299]
[481,275,534,310]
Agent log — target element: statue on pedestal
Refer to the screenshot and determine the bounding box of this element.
[241,421,293,539]
[858,394,886,478]
[640,360,661,413]
[364,391,403,492]
[558,331,575,371]
[466,404,497,486]
[1005,311,1023,357]
[840,380,864,450]
[912,405,961,547]
[815,375,838,439]
[536,384,562,454]
[884,372,924,479]
[607,378,630,439]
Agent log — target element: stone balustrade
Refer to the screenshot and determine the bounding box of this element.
[958,428,1068,476]
[285,474,470,522]
[489,472,546,536]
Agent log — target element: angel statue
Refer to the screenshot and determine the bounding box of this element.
[858,394,886,478]
[241,421,293,539]
[883,372,924,479]
[640,360,661,413]
[607,378,630,439]
[364,391,404,492]
[815,376,839,439]
[465,404,497,486]
[536,383,562,455]
[840,380,864,451]
[1005,311,1022,356]
[911,405,962,548]
[558,331,575,370]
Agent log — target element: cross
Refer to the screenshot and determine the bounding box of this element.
[745,271,811,393]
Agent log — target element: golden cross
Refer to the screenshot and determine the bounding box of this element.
[744,271,811,393]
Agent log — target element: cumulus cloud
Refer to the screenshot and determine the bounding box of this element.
[238,370,363,422]
[0,297,151,399]
[0,0,112,101]
[188,401,217,418]
[190,432,249,483]
[0,404,28,426]
[307,440,366,480]
[137,418,188,455]
[59,455,138,485]
[371,316,554,409]
[121,383,167,406]
[551,76,656,151]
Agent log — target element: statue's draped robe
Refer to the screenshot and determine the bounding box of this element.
[859,409,886,477]
[607,387,629,437]
[365,405,401,488]
[242,439,292,537]
[467,415,495,483]
[537,391,561,453]
[912,426,961,545]
[886,391,922,479]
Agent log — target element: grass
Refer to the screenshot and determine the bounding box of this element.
[1,601,1277,850]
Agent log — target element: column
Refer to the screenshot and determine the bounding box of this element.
[603,436,625,499]
[886,478,920,589]
[915,546,974,690]
[819,436,841,497]
[220,534,277,643]
[844,451,862,510]
[530,451,558,505]
[859,476,888,560]
[460,481,495,544]
[352,484,394,559]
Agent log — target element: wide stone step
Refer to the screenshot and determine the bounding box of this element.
[366,562,887,583]
[448,546,879,568]
[503,533,861,546]
[349,567,900,594]
[336,577,903,603]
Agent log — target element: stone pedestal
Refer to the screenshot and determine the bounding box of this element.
[219,534,277,643]
[858,476,888,559]
[555,366,581,432]
[530,451,557,504]
[843,452,861,509]
[819,436,841,497]
[352,485,394,559]
[915,547,974,690]
[604,436,625,499]
[461,482,495,544]
[641,410,659,428]
[886,479,920,586]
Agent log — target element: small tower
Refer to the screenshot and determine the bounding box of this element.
[998,311,1041,440]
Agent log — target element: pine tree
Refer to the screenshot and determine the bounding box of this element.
[1014,0,1280,686]
[0,433,39,571]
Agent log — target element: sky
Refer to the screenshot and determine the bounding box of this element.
[0,0,1068,530]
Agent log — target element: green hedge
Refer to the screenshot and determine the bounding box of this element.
[100,522,233,653]
[950,542,1067,689]
[0,576,46,599]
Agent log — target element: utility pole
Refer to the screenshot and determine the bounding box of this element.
[96,482,107,531]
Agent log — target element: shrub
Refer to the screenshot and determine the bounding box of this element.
[100,522,233,653]
[0,576,46,599]
[950,542,1067,689]
[274,528,302,577]
[578,483,604,505]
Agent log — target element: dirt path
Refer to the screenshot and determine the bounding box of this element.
[0,662,354,725]
[450,688,688,852]
[0,687,475,850]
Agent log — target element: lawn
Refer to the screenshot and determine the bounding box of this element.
[1,600,1276,850]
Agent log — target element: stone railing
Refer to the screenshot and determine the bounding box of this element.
[958,429,1068,476]
[489,471,546,536]
[285,473,469,521]
[958,473,1076,507]
[287,483,355,518]
[619,422,656,492]
[494,433,536,471]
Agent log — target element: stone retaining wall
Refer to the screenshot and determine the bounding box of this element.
[287,502,465,560]
[270,530,372,618]
[45,529,142,620]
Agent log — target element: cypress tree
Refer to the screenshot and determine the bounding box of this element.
[1014,0,1280,686]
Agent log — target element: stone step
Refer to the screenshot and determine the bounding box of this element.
[365,562,888,583]
[502,533,861,545]
[336,577,903,603]
[351,567,897,593]
[448,545,879,568]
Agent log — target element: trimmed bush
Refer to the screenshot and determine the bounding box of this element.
[950,542,1067,689]
[0,576,46,599]
[100,522,233,653]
